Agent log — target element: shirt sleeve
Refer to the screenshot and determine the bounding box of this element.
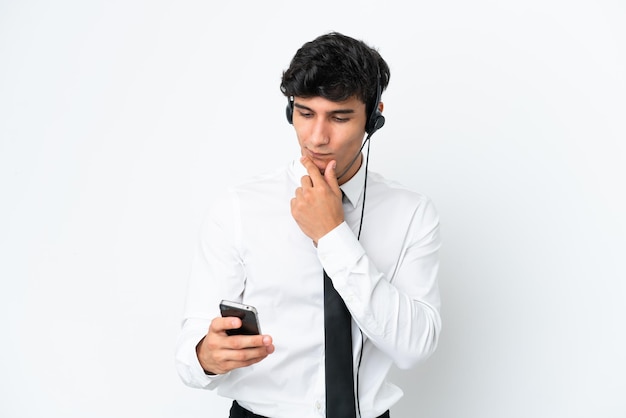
[316,196,442,369]
[175,190,245,388]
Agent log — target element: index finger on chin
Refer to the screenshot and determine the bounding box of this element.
[300,156,324,183]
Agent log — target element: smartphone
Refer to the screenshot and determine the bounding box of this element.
[219,300,262,336]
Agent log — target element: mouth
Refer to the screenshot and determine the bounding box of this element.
[304,150,331,172]
[305,149,331,161]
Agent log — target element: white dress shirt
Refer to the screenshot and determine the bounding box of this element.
[175,157,442,418]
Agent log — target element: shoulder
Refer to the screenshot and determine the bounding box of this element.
[229,165,290,198]
[208,165,290,212]
[367,171,436,212]
[363,171,440,243]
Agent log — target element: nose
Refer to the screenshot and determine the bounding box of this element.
[309,118,330,146]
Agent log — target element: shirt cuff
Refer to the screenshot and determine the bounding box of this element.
[176,328,226,389]
[316,221,364,277]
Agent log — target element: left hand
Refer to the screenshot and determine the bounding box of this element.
[290,156,344,245]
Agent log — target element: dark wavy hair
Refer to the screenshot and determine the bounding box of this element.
[280,32,390,119]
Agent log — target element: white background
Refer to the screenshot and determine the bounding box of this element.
[1,1,625,417]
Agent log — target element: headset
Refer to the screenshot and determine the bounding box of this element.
[285,71,385,136]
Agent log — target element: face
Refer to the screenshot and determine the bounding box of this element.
[292,95,367,185]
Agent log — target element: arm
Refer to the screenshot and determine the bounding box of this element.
[175,192,274,389]
[291,156,441,368]
[317,199,441,369]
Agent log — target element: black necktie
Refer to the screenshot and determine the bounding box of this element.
[324,268,357,417]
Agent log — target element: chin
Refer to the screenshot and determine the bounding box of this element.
[306,155,328,172]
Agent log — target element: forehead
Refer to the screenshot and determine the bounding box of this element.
[294,95,366,112]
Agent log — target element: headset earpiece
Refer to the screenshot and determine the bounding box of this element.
[286,96,294,124]
[365,71,385,135]
[367,108,385,135]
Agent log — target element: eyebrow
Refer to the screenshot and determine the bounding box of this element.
[293,102,356,115]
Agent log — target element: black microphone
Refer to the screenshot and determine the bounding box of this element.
[336,133,373,180]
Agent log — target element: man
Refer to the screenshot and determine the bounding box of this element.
[176,32,442,418]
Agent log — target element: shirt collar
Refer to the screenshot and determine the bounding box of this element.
[288,156,365,210]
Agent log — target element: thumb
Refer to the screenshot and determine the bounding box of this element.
[324,160,341,195]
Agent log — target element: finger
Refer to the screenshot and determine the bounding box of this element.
[212,343,271,373]
[300,156,325,185]
[210,316,242,334]
[261,335,274,349]
[300,175,313,188]
[233,336,274,358]
[323,160,341,195]
[226,346,273,368]
[227,334,270,350]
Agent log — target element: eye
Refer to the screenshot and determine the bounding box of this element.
[333,116,349,123]
[298,110,313,119]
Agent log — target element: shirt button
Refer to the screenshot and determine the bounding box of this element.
[315,400,322,410]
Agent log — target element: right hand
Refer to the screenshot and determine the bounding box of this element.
[196,316,275,375]
[290,157,344,245]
